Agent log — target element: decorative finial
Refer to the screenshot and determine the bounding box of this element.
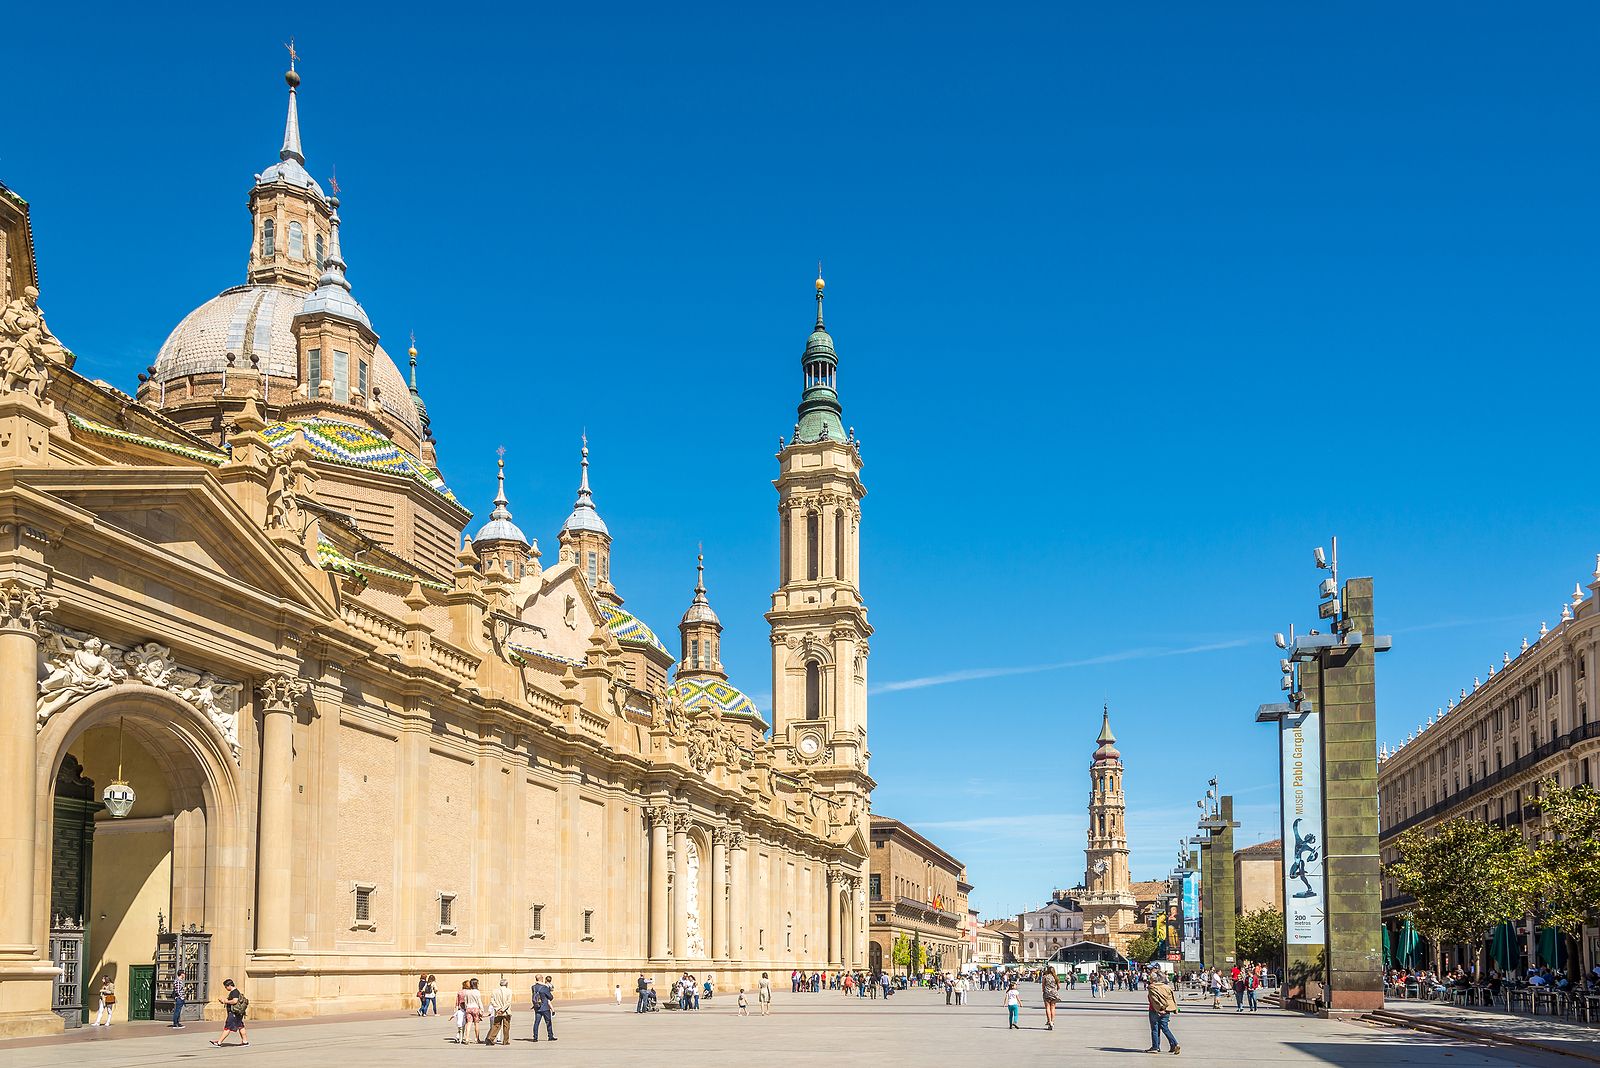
[1504,651,1511,666]
[1593,553,1600,580]
[279,47,304,162]
[1563,602,1573,622]
[408,331,419,389]
[1574,583,1585,606]
[814,265,826,328]
[693,543,708,600]
[1522,636,1530,652]
[1541,621,1549,637]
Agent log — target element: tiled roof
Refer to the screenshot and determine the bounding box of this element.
[67,412,228,465]
[506,643,583,668]
[264,418,454,501]
[597,601,671,658]
[1129,880,1168,902]
[1236,839,1282,857]
[672,675,765,725]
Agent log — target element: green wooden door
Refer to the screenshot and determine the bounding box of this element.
[128,965,155,1021]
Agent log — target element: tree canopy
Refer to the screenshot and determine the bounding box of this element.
[1236,907,1284,966]
[1386,816,1535,969]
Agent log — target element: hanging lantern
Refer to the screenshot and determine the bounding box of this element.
[101,716,136,818]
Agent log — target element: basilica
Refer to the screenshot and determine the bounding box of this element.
[0,64,873,1035]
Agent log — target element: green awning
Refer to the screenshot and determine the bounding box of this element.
[1382,925,1392,968]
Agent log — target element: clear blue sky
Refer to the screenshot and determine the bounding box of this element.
[9,4,1599,918]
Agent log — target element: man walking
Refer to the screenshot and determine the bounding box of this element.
[169,970,186,1029]
[530,975,556,1041]
[486,978,513,1045]
[635,972,650,1013]
[1145,968,1180,1055]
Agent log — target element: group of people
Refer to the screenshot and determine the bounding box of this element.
[1385,963,1600,1000]
[633,970,775,1015]
[1008,965,1181,1053]
[1198,963,1266,1011]
[416,974,556,1044]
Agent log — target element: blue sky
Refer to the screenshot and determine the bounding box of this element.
[8,3,1599,917]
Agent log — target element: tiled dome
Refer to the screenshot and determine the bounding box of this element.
[153,284,420,435]
[597,602,670,658]
[672,676,765,725]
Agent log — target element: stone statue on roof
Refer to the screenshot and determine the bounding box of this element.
[0,286,69,400]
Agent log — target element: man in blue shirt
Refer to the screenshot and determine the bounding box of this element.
[531,975,556,1041]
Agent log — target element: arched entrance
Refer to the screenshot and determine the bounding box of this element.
[35,686,244,1027]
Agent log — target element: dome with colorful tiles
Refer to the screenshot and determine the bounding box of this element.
[262,418,453,500]
[671,676,766,726]
[597,601,671,658]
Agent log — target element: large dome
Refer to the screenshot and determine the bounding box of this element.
[153,284,420,435]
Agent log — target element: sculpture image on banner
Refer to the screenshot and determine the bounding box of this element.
[1179,869,1201,961]
[1280,707,1326,945]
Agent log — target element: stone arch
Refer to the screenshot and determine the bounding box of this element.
[682,825,712,959]
[34,684,250,1002]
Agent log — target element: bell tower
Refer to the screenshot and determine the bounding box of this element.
[768,273,871,775]
[1081,705,1137,951]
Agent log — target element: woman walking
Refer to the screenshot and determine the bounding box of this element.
[92,975,115,1026]
[417,973,430,1017]
[464,978,485,1044]
[758,971,773,1016]
[209,979,249,1048]
[1005,982,1021,1030]
[1041,967,1059,1030]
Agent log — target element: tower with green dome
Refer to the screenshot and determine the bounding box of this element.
[796,273,845,442]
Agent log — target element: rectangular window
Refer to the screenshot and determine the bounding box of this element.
[438,892,457,933]
[358,360,368,396]
[582,909,594,940]
[530,904,545,938]
[1584,758,1591,786]
[586,551,598,587]
[780,514,790,584]
[806,512,819,580]
[332,349,349,403]
[691,639,700,666]
[834,511,844,579]
[352,882,376,930]
[307,347,321,387]
[869,874,881,900]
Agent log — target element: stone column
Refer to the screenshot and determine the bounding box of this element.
[255,674,306,955]
[671,813,689,960]
[648,806,670,960]
[0,580,53,955]
[711,828,729,961]
[728,832,747,961]
[826,869,840,965]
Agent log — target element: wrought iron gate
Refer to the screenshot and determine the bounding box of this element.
[154,915,210,1022]
[49,917,84,1028]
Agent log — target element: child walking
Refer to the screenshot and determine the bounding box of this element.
[737,988,749,1016]
[1006,982,1020,1030]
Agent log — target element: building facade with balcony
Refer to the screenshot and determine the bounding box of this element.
[1378,561,1600,973]
[867,815,972,974]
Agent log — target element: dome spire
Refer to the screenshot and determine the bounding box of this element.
[692,546,709,605]
[493,447,510,514]
[795,269,845,443]
[473,445,529,546]
[1098,703,1115,745]
[815,262,826,329]
[281,40,304,164]
[408,330,419,390]
[560,433,609,535]
[298,180,372,327]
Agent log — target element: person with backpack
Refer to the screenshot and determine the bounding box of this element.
[530,974,556,1041]
[1145,967,1181,1055]
[210,979,249,1047]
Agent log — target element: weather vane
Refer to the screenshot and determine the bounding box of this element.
[285,38,299,71]
[329,165,340,196]
[497,445,506,460]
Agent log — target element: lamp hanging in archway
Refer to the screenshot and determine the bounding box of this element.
[101,716,136,818]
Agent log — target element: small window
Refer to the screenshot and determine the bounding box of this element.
[357,360,368,397]
[806,512,819,580]
[530,903,545,939]
[691,638,700,666]
[586,551,598,587]
[438,892,457,934]
[834,510,844,578]
[780,515,791,584]
[582,909,594,941]
[869,874,881,899]
[805,661,821,720]
[352,882,376,930]
[314,232,325,271]
[288,220,304,259]
[262,218,276,257]
[332,349,349,403]
[307,347,321,388]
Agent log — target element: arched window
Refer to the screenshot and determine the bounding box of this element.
[806,511,819,580]
[314,232,325,270]
[261,218,276,257]
[780,512,791,584]
[805,661,821,720]
[288,221,304,259]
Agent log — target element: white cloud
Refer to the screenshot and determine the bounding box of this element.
[870,637,1255,695]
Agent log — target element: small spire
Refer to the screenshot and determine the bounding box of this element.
[694,544,707,600]
[815,263,826,329]
[315,188,351,293]
[493,446,509,511]
[561,433,609,536]
[280,43,304,164]
[1097,703,1115,745]
[579,432,591,496]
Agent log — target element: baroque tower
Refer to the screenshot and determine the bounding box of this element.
[1081,705,1137,951]
[767,273,873,966]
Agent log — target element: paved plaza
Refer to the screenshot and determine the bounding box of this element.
[0,987,1584,1068]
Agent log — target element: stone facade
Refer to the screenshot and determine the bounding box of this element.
[1235,839,1284,914]
[0,69,874,1036]
[1017,891,1084,962]
[1379,558,1600,975]
[866,816,971,974]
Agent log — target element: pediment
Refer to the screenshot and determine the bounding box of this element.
[18,467,334,614]
[509,561,605,663]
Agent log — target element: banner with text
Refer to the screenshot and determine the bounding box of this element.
[1281,707,1326,945]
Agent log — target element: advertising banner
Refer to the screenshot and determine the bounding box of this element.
[1281,706,1326,945]
[1179,869,1201,961]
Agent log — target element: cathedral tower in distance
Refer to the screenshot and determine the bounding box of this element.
[1081,705,1138,952]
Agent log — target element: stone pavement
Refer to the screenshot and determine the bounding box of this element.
[1372,996,1600,1063]
[0,987,1579,1067]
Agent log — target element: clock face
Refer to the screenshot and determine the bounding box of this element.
[1093,859,1108,874]
[798,733,821,757]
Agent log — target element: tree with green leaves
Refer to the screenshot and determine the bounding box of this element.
[1529,778,1600,971]
[1386,816,1536,975]
[1236,907,1285,968]
[1125,931,1158,963]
